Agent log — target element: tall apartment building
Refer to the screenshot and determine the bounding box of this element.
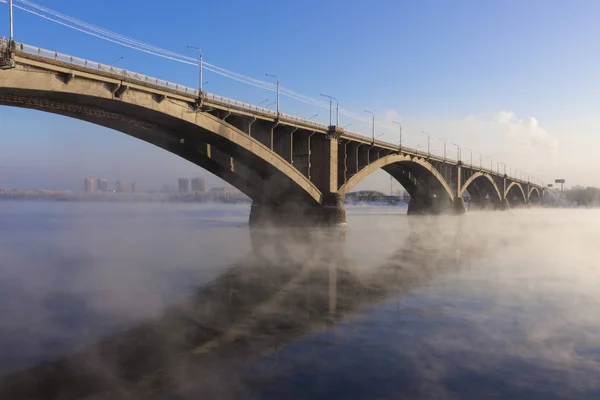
[84,178,95,193]
[116,180,128,193]
[178,178,189,193]
[96,178,108,192]
[191,177,206,192]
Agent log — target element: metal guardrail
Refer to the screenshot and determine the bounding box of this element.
[17,42,201,96]
[0,38,537,186]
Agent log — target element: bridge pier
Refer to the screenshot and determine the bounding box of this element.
[407,196,465,215]
[249,194,346,228]
[453,197,466,214]
[494,199,510,210]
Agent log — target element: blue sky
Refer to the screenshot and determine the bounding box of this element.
[1,0,599,191]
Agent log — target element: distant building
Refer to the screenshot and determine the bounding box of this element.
[210,187,240,195]
[191,177,206,192]
[178,178,189,193]
[130,181,141,193]
[84,178,95,193]
[116,180,128,193]
[97,178,108,192]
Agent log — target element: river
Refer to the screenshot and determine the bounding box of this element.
[0,201,598,399]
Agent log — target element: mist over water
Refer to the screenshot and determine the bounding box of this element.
[0,202,599,399]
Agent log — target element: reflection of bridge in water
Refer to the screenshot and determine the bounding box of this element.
[0,220,509,399]
[1,39,544,226]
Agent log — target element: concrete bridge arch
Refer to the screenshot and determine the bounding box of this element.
[0,61,323,209]
[460,171,503,206]
[528,187,541,203]
[339,154,455,200]
[505,181,527,204]
[338,153,461,214]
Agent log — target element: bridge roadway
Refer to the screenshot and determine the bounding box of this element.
[0,39,544,226]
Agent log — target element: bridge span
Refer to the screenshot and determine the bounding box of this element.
[0,39,544,226]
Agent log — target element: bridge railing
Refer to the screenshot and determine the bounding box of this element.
[16,42,201,97]
[203,93,328,130]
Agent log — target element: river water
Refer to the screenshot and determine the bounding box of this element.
[0,201,599,399]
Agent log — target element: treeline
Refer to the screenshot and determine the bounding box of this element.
[564,186,600,206]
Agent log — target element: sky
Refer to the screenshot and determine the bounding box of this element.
[1,0,600,192]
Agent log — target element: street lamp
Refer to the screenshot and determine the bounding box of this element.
[376,133,384,140]
[320,94,338,126]
[308,113,318,120]
[452,143,461,162]
[420,131,431,157]
[266,101,276,108]
[259,98,270,105]
[475,151,482,169]
[265,73,280,115]
[499,162,506,175]
[9,0,14,44]
[438,138,446,160]
[392,121,402,152]
[364,110,375,142]
[465,148,473,166]
[343,123,352,129]
[186,45,203,95]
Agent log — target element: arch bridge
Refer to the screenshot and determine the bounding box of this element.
[0,39,544,226]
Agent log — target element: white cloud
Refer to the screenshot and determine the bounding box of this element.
[493,111,558,154]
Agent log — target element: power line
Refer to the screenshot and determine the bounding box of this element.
[1,0,406,133]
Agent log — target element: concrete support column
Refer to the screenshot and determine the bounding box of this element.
[273,125,293,163]
[249,193,346,227]
[292,130,312,178]
[494,199,510,210]
[453,197,466,214]
[250,132,347,227]
[310,135,339,194]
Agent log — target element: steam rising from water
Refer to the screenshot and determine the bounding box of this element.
[0,202,599,399]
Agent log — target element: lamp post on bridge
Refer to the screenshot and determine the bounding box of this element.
[308,113,318,120]
[465,148,473,166]
[452,143,461,162]
[499,162,506,175]
[420,131,431,157]
[320,94,338,126]
[438,138,446,160]
[392,121,402,152]
[364,110,375,143]
[475,151,482,170]
[265,73,280,116]
[186,46,203,96]
[8,0,14,45]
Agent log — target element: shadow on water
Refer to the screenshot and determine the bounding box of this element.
[0,216,500,399]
